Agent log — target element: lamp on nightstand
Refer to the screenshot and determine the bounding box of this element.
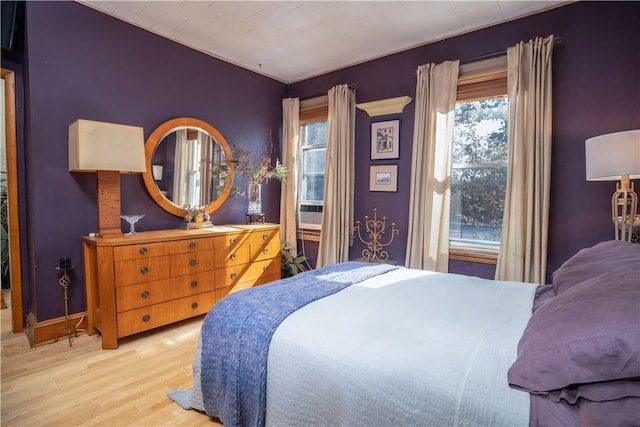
[69,119,146,238]
[586,129,640,241]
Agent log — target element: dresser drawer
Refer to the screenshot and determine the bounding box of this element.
[213,244,250,267]
[215,257,280,287]
[115,272,216,312]
[250,238,279,261]
[171,250,215,276]
[246,228,280,245]
[215,271,280,301]
[117,292,217,338]
[213,233,244,249]
[113,238,214,262]
[114,256,172,287]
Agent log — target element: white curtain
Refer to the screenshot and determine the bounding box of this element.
[495,35,554,284]
[198,131,214,207]
[173,129,189,208]
[280,98,300,252]
[172,129,215,209]
[210,138,225,198]
[405,61,460,272]
[316,84,356,267]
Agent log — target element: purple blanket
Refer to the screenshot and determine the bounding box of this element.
[199,261,398,427]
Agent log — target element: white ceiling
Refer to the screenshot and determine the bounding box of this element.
[78,1,567,83]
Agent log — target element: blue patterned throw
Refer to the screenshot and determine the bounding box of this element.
[200,261,398,427]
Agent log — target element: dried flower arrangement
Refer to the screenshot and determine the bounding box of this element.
[229,141,288,187]
[211,132,289,198]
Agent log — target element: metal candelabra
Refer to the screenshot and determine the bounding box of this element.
[354,208,399,263]
[55,264,78,346]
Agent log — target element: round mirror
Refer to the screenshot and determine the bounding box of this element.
[142,117,234,217]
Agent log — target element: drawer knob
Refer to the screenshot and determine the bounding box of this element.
[190,259,197,266]
[230,237,236,244]
[142,314,150,322]
[263,247,269,254]
[263,265,268,272]
[191,302,198,309]
[230,272,237,279]
[191,281,198,288]
[140,266,148,274]
[139,247,147,255]
[141,290,149,298]
[262,233,268,240]
[189,242,197,249]
[230,253,236,260]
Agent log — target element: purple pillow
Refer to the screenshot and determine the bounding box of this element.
[551,240,640,294]
[533,283,555,312]
[544,380,640,404]
[508,261,640,393]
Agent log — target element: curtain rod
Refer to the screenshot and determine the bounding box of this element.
[297,83,357,102]
[461,35,562,65]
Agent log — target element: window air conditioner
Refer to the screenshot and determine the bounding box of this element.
[299,204,322,230]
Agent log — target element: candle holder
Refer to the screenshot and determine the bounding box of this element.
[120,214,145,235]
[54,261,78,346]
[354,208,399,263]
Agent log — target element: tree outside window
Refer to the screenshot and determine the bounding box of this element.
[300,120,327,204]
[450,96,508,244]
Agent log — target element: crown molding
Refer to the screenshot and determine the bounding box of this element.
[356,96,413,117]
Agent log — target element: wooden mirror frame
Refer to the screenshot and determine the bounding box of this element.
[142,117,234,217]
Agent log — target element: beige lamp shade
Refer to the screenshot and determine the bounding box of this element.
[69,119,146,173]
[68,119,146,237]
[585,129,640,181]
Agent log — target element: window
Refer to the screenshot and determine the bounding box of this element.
[300,120,327,204]
[449,57,508,262]
[450,97,508,242]
[298,103,328,231]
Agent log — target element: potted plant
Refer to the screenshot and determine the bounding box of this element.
[281,242,308,278]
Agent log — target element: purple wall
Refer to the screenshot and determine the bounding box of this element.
[7,1,640,323]
[289,1,640,280]
[20,1,286,320]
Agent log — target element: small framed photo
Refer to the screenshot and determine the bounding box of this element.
[369,165,398,192]
[371,120,400,160]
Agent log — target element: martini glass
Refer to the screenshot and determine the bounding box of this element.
[121,214,145,235]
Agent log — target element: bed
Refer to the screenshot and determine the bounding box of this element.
[169,240,640,426]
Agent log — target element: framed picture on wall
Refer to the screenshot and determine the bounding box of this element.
[370,165,398,192]
[371,120,400,160]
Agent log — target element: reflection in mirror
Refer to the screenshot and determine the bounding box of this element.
[143,118,234,218]
[157,127,227,207]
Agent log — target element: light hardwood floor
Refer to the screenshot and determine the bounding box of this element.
[1,294,222,426]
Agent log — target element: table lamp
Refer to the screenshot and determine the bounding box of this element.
[152,164,163,181]
[585,129,640,241]
[69,119,146,238]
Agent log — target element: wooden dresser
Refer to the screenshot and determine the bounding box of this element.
[81,224,280,349]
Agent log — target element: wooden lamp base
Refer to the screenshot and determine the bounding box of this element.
[96,171,123,238]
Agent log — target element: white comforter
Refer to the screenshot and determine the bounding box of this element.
[265,268,538,426]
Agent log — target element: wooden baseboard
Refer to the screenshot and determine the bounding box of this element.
[25,311,88,347]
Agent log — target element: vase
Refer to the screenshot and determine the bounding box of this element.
[247,183,263,214]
